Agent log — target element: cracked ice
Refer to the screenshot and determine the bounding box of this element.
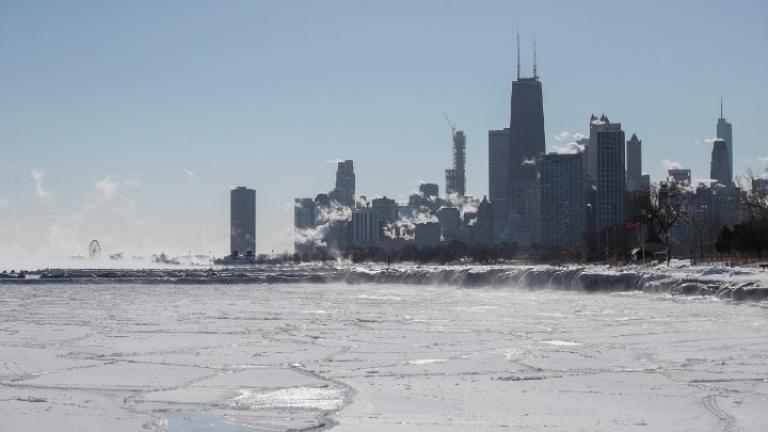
[1,282,767,431]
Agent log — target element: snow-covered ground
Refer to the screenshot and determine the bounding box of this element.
[1,282,767,431]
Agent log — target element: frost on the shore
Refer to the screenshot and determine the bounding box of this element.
[8,262,768,301]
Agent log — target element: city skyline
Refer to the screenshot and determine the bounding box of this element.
[1,1,767,257]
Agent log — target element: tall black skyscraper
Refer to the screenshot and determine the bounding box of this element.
[716,99,733,185]
[332,160,355,207]
[506,33,545,244]
[595,122,626,231]
[230,186,256,255]
[625,133,642,192]
[488,128,510,240]
[710,138,731,186]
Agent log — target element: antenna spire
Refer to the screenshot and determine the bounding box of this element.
[533,36,538,78]
[720,97,723,118]
[516,30,521,80]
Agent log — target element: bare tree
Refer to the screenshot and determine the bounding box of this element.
[737,169,768,221]
[635,181,690,266]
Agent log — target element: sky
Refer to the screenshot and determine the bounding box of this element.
[1,0,767,259]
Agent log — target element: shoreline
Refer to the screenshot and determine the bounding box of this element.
[2,263,767,301]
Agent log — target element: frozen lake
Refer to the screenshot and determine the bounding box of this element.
[1,282,767,431]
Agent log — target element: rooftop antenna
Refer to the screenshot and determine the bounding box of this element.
[720,97,723,118]
[533,36,538,78]
[516,29,521,80]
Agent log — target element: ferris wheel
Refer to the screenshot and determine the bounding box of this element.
[89,240,101,259]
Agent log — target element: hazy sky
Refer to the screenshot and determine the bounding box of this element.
[1,0,767,258]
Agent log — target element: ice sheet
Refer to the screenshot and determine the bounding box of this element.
[1,282,766,431]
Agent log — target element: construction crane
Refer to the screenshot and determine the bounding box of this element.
[443,113,457,135]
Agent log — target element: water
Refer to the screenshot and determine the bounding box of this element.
[1,282,767,431]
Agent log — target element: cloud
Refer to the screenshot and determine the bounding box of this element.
[757,156,768,163]
[703,137,717,143]
[661,159,682,170]
[383,211,439,240]
[183,168,195,180]
[549,142,585,154]
[552,131,587,143]
[0,198,10,208]
[325,158,344,164]
[293,200,353,248]
[95,176,119,199]
[31,168,50,199]
[521,158,536,166]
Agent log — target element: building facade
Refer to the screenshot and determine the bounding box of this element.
[506,73,545,245]
[334,160,355,206]
[710,138,731,186]
[596,123,626,231]
[626,133,642,192]
[540,152,587,251]
[352,207,380,246]
[488,128,510,241]
[294,198,315,255]
[472,196,494,245]
[716,102,733,185]
[230,186,256,256]
[415,222,441,247]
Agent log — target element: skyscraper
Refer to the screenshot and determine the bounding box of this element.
[506,33,545,245]
[596,122,626,231]
[445,130,466,197]
[472,196,494,245]
[488,128,510,240]
[585,114,610,182]
[352,207,380,246]
[294,198,316,255]
[230,186,256,256]
[540,152,586,251]
[626,133,642,192]
[333,160,355,206]
[710,138,731,186]
[716,99,733,185]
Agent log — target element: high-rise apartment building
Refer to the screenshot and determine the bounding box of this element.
[596,122,626,231]
[540,152,587,251]
[352,207,380,246]
[294,198,316,255]
[488,128,510,240]
[334,160,355,206]
[230,186,256,255]
[626,133,642,192]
